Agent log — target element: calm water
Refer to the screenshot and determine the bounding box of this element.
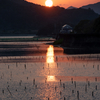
[0,41,100,100]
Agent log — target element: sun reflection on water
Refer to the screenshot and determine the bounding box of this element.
[46,45,54,63]
[46,45,56,81]
[47,76,55,81]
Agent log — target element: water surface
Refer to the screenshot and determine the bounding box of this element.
[0,41,100,100]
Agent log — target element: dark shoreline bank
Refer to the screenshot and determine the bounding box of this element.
[55,33,100,54]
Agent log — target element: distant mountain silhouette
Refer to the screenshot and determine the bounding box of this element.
[0,0,99,35]
[67,6,77,9]
[82,2,100,14]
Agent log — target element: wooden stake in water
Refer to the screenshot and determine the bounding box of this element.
[55,86,57,91]
[85,85,87,92]
[33,79,35,85]
[74,81,76,88]
[19,80,22,86]
[88,81,90,87]
[95,85,97,90]
[25,86,26,90]
[71,78,73,84]
[77,91,79,100]
[72,90,74,94]
[35,85,37,88]
[7,87,12,96]
[60,91,62,95]
[60,79,61,85]
[95,77,97,82]
[63,83,65,89]
[24,64,26,69]
[10,71,12,78]
[92,91,94,97]
[57,63,58,68]
[8,65,9,69]
[45,78,47,83]
[2,90,4,94]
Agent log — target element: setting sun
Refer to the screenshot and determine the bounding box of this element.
[45,0,53,7]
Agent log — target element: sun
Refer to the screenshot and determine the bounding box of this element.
[45,0,53,7]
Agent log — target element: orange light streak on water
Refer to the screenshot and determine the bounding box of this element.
[46,45,54,63]
[47,76,55,81]
[46,45,56,81]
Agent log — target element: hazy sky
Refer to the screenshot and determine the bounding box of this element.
[26,0,100,8]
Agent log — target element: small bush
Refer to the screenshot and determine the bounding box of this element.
[53,38,63,45]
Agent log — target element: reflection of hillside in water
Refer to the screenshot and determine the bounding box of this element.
[0,42,64,56]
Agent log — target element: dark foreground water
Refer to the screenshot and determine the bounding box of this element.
[0,41,100,100]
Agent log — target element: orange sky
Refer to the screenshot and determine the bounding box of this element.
[26,0,100,8]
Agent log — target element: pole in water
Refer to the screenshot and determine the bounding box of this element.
[77,91,79,100]
[33,79,35,85]
[88,81,90,87]
[71,78,73,84]
[2,90,4,94]
[8,65,9,69]
[57,63,58,68]
[60,79,61,85]
[24,64,26,69]
[63,83,65,89]
[7,87,12,96]
[92,91,94,97]
[72,90,74,94]
[35,85,37,88]
[74,81,76,88]
[55,86,57,91]
[85,85,87,92]
[95,85,97,90]
[95,77,97,82]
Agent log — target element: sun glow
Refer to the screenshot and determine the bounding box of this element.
[45,0,53,7]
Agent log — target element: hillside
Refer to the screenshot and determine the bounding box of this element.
[54,16,100,54]
[74,16,100,34]
[0,0,99,35]
[82,2,100,14]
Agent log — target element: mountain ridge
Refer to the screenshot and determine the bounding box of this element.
[0,0,99,35]
[67,6,77,9]
[81,2,100,14]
